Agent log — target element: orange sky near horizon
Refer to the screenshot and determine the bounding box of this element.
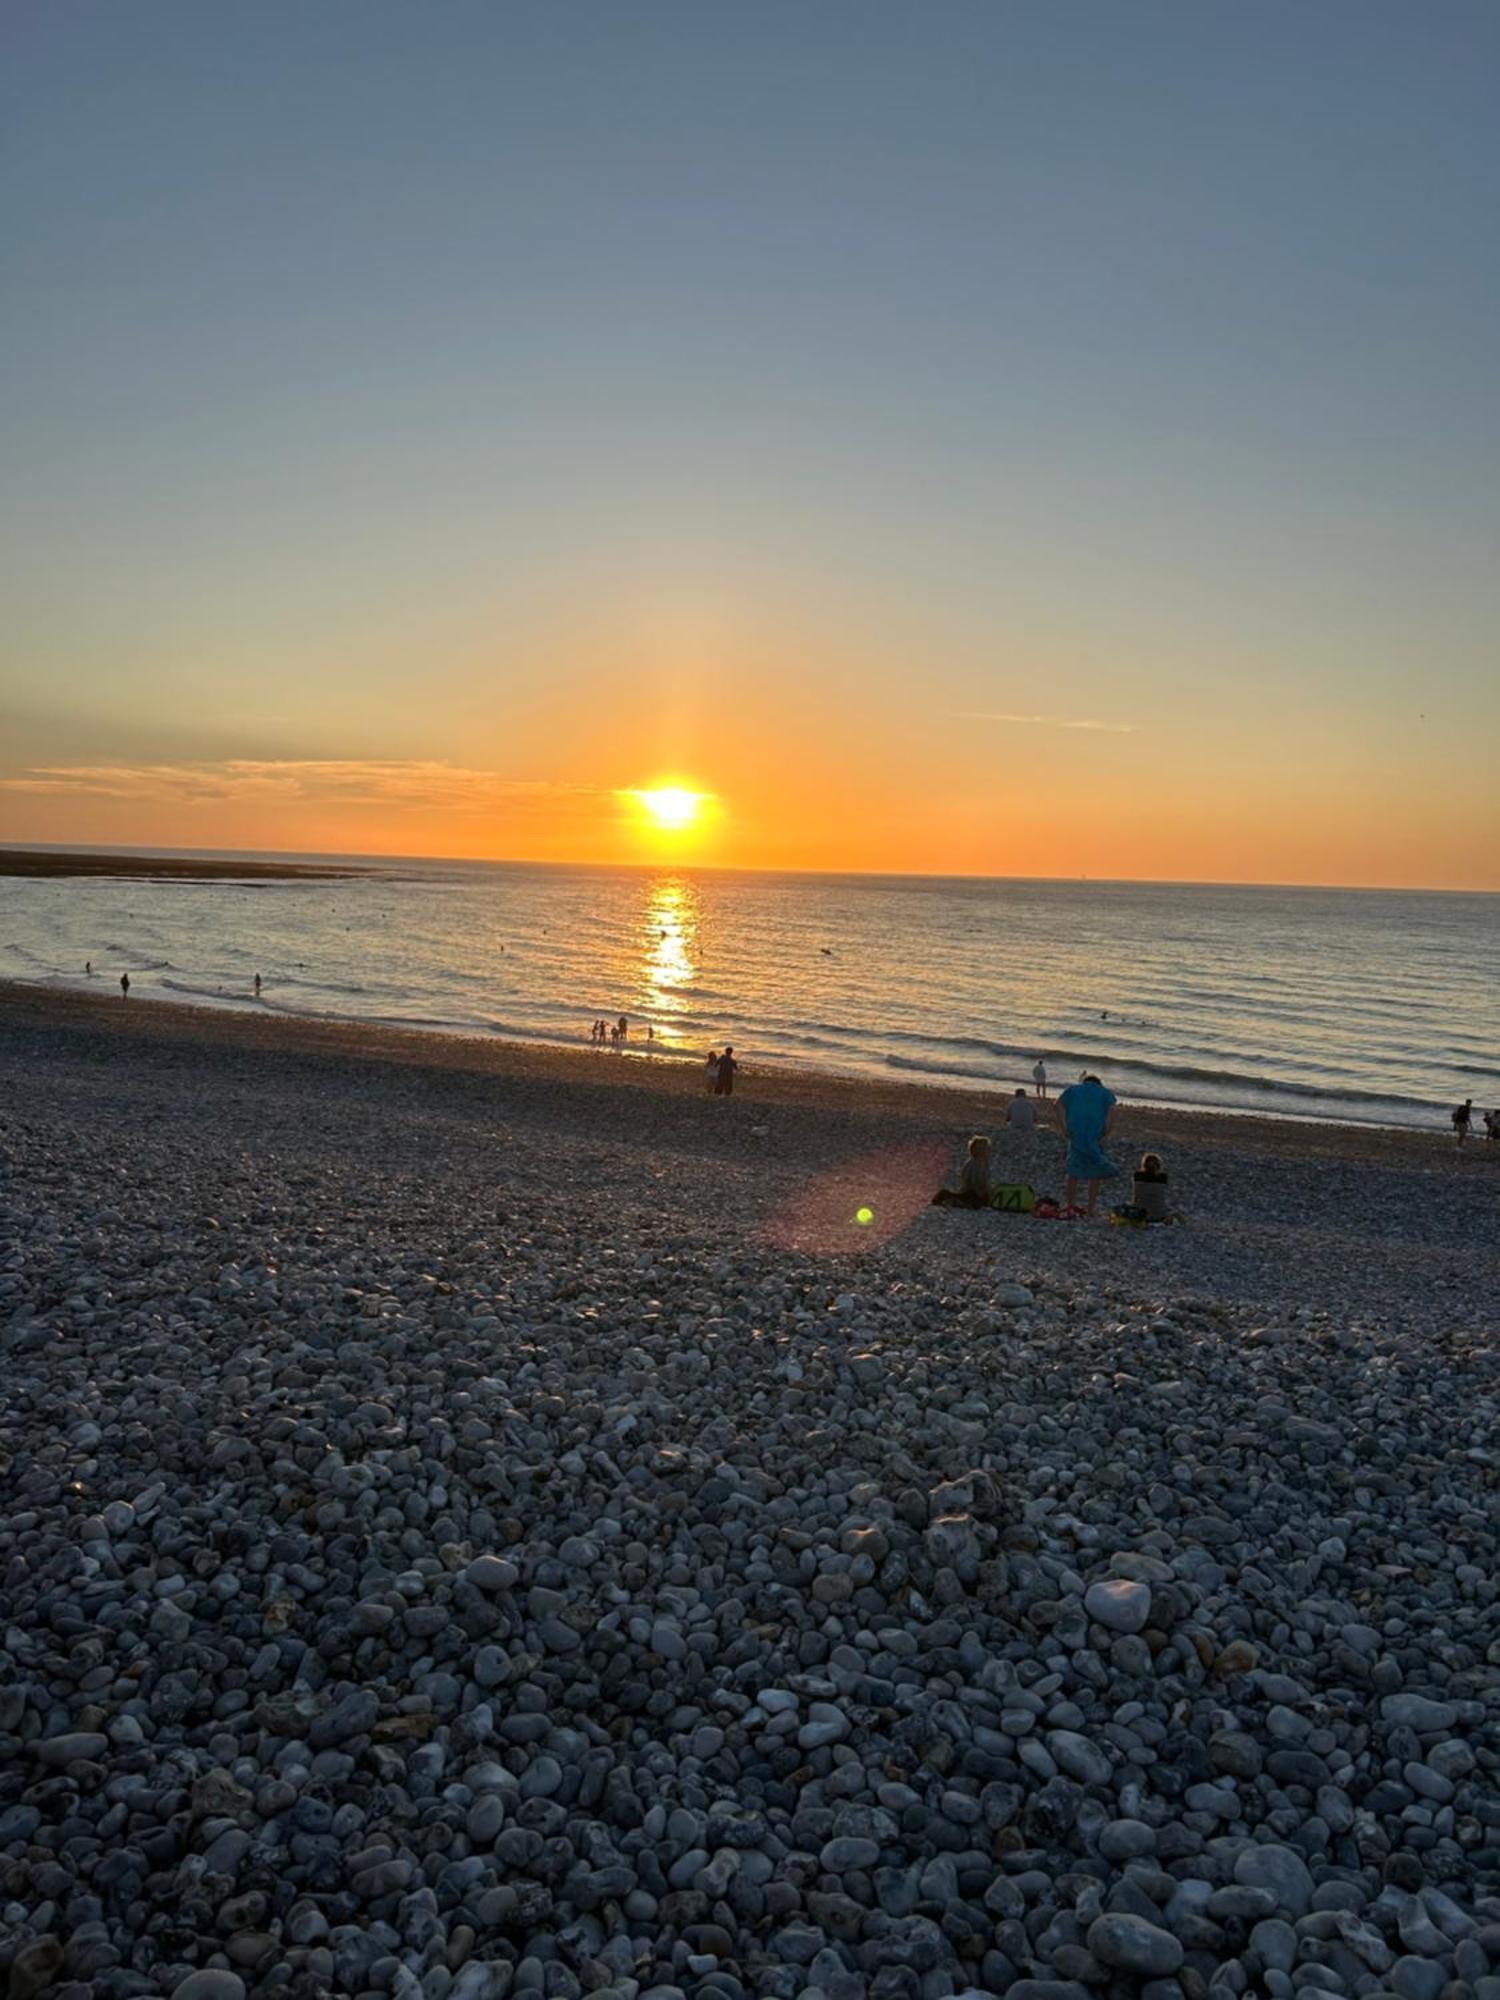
[2,715,1495,891]
[4,582,1497,889]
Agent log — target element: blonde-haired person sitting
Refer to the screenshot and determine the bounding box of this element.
[932,1135,992,1209]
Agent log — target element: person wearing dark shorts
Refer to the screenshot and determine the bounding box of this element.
[715,1046,737,1096]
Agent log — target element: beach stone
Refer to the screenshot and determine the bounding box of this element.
[1086,1915,1185,1977]
[466,1555,519,1592]
[36,1731,109,1766]
[1251,1921,1299,1974]
[1235,1844,1315,1919]
[1099,1819,1156,1862]
[1390,1959,1447,2000]
[9,1939,66,2000]
[309,1689,379,1747]
[1381,1695,1458,1733]
[171,1975,248,2000]
[1049,1730,1111,1785]
[1084,1580,1151,1634]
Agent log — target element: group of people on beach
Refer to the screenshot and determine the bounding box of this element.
[934,1068,1155,1220]
[589,1014,657,1049]
[1452,1098,1500,1147]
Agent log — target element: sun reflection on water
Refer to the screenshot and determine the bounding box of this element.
[640,877,700,1036]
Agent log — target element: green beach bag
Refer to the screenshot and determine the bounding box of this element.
[992,1182,1036,1214]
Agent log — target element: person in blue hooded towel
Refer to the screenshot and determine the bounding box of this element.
[1056,1072,1119,1218]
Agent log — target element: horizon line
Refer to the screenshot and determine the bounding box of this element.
[1,838,1495,898]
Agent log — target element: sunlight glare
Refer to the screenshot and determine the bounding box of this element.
[631,786,705,832]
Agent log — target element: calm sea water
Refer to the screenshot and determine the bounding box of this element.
[2,854,1496,1130]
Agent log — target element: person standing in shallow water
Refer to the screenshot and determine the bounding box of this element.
[714,1046,737,1096]
[1032,1057,1048,1099]
[120,973,130,999]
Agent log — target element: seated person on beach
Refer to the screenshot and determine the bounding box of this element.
[1056,1073,1117,1217]
[933,1135,991,1208]
[1004,1088,1037,1133]
[1132,1150,1169,1222]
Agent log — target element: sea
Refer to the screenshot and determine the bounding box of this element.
[2,852,1496,1131]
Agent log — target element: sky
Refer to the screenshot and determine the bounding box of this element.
[2,1,1497,887]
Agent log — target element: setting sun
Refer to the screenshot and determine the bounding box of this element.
[629,787,707,832]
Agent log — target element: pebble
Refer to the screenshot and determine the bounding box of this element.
[1084,1578,1152,1634]
[1087,1914,1185,1976]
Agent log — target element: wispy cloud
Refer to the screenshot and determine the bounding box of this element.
[0,760,604,814]
[944,712,1139,734]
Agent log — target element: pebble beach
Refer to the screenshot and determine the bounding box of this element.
[1,985,1497,2000]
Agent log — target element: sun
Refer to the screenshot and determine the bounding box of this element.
[631,786,705,832]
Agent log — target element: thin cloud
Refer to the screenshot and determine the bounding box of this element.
[944,712,1139,734]
[0,760,605,815]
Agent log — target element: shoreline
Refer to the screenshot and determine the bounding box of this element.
[0,977,1480,1168]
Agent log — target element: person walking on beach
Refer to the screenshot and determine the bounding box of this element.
[120,973,130,999]
[705,1049,720,1092]
[1032,1058,1048,1099]
[714,1045,737,1096]
[1005,1087,1037,1133]
[1056,1071,1118,1217]
[1452,1098,1473,1146]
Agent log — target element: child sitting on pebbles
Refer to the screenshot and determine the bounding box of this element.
[1132,1150,1169,1222]
[932,1135,991,1209]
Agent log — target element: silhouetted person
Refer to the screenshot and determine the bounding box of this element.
[85,960,92,976]
[705,1049,720,1092]
[1032,1058,1048,1099]
[1453,1098,1473,1147]
[253,972,262,998]
[1005,1087,1037,1133]
[617,1014,628,1041]
[120,973,130,999]
[715,1045,737,1096]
